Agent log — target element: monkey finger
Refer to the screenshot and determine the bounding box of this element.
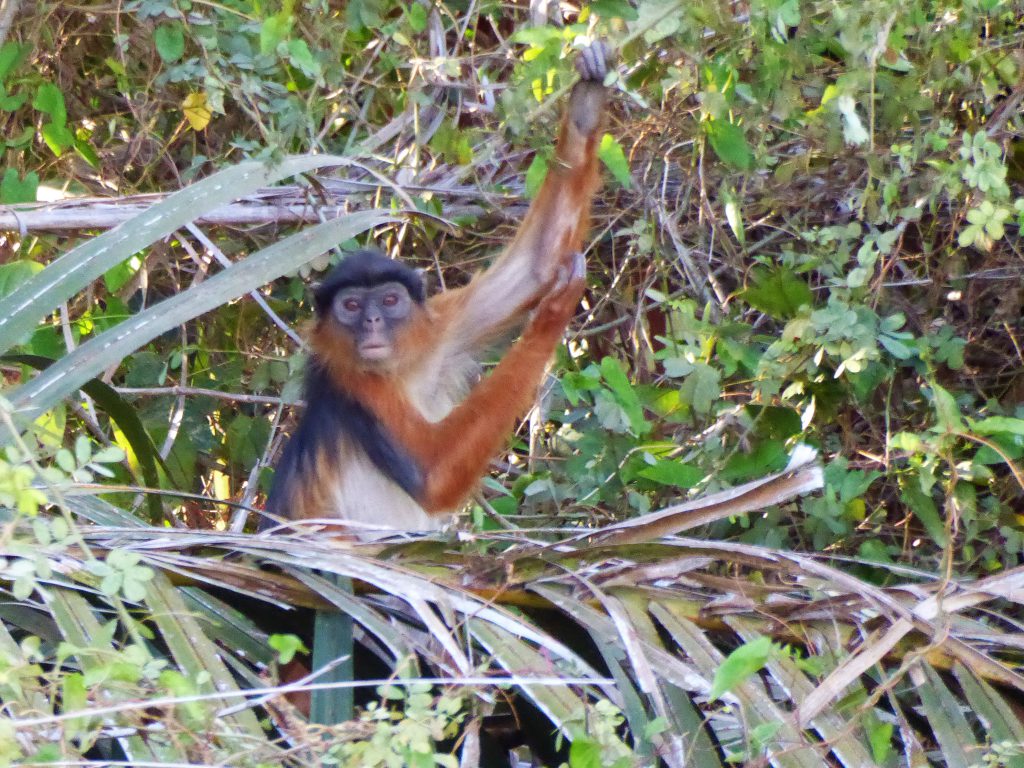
[575,40,609,82]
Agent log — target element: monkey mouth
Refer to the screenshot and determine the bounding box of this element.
[358,342,392,360]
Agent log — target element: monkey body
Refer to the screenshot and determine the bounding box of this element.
[288,310,476,532]
[265,44,609,537]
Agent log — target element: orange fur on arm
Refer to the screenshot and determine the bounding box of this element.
[441,70,607,352]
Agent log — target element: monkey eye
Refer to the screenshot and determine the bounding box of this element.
[382,293,399,307]
[342,298,361,312]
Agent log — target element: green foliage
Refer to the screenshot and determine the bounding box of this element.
[709,635,775,701]
[598,134,633,187]
[2,0,1024,762]
[562,699,637,768]
[327,684,465,767]
[268,633,308,664]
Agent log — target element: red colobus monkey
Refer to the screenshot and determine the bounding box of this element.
[266,43,609,536]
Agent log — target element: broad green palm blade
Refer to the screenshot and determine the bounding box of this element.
[293,568,418,661]
[953,663,1024,766]
[8,208,394,421]
[614,591,718,765]
[915,664,973,768]
[146,572,263,736]
[471,621,597,739]
[0,155,355,358]
[180,586,274,665]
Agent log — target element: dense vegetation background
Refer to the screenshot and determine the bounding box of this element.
[1,0,1023,766]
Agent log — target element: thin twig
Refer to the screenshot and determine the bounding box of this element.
[182,223,305,348]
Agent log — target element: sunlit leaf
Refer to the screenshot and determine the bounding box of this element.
[598,133,632,188]
[709,636,773,701]
[182,92,212,130]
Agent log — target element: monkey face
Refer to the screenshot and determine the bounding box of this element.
[330,281,413,361]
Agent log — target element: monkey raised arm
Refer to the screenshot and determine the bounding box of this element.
[435,42,609,355]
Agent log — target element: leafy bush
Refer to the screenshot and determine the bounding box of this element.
[2,0,1024,764]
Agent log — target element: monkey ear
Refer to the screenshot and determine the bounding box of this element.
[416,268,429,297]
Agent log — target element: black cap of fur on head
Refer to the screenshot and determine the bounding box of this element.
[313,249,426,316]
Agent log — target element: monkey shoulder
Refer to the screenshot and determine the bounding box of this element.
[402,348,479,423]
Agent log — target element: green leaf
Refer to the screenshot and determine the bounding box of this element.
[971,416,1024,437]
[635,0,682,43]
[930,382,964,432]
[154,22,186,63]
[722,186,744,244]
[75,136,101,169]
[407,3,428,32]
[0,260,43,297]
[40,122,75,155]
[260,12,294,55]
[103,255,143,293]
[346,0,384,32]
[287,39,321,78]
[741,266,813,319]
[510,27,563,46]
[0,41,30,81]
[61,673,89,737]
[32,82,66,125]
[709,635,773,701]
[721,439,786,482]
[598,133,632,188]
[0,86,27,111]
[678,361,721,416]
[122,575,150,602]
[600,357,649,435]
[569,737,602,768]
[0,169,38,204]
[637,460,702,489]
[972,432,1024,465]
[705,118,753,170]
[226,413,271,467]
[879,334,914,360]
[900,482,948,546]
[590,0,639,19]
[268,634,308,664]
[525,153,549,198]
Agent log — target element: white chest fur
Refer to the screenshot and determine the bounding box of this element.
[327,351,479,536]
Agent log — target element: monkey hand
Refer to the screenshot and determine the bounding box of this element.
[569,41,610,138]
[529,252,586,336]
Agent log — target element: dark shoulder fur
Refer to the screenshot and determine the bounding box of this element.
[262,362,425,528]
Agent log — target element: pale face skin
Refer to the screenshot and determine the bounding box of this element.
[331,281,413,361]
